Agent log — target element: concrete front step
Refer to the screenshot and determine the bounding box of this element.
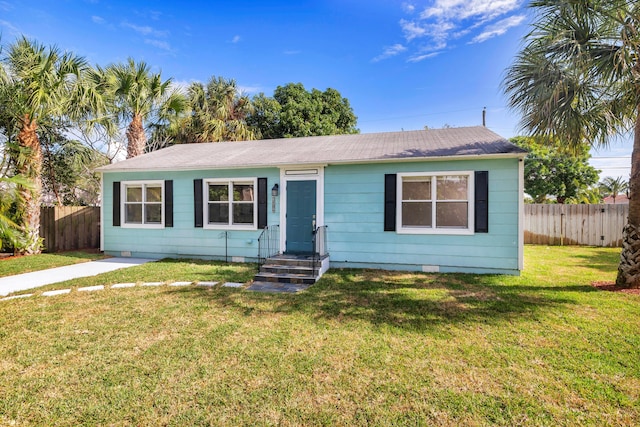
[260,263,316,275]
[254,271,316,285]
[251,254,329,292]
[266,254,326,268]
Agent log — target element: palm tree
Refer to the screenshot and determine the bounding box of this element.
[503,0,640,287]
[600,177,629,204]
[0,37,90,253]
[167,76,255,144]
[106,58,185,158]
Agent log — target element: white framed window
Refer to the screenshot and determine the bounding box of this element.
[204,178,257,230]
[397,171,474,235]
[121,181,164,228]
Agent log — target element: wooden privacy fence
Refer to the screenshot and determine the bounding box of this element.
[40,206,100,252]
[524,204,628,247]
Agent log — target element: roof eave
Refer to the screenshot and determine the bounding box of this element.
[97,152,526,174]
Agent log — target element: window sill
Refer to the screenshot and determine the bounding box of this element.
[203,224,257,231]
[121,223,165,229]
[396,227,474,236]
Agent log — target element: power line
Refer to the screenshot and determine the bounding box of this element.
[590,156,631,160]
[358,106,504,123]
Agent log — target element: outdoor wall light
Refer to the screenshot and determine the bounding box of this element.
[271,183,279,213]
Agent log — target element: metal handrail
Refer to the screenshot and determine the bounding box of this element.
[257,225,280,265]
[312,225,328,277]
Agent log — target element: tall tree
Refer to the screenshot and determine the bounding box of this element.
[511,136,599,203]
[247,83,358,139]
[106,58,185,158]
[503,0,640,287]
[164,76,255,144]
[0,37,90,253]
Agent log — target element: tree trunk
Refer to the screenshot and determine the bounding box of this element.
[617,109,640,287]
[126,114,146,158]
[16,115,43,255]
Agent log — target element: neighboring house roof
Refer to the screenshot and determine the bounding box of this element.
[97,126,527,172]
[604,194,629,204]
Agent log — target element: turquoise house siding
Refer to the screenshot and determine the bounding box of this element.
[102,168,280,261]
[102,157,522,274]
[323,158,521,274]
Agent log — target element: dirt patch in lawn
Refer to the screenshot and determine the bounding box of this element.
[592,281,640,295]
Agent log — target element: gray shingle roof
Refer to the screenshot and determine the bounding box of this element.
[97,126,526,172]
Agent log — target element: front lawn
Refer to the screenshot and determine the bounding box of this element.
[0,246,638,426]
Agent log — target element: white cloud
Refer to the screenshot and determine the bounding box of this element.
[421,0,521,21]
[402,2,415,13]
[0,1,13,12]
[144,39,171,51]
[0,19,21,37]
[238,85,262,94]
[408,51,440,62]
[470,15,525,43]
[122,21,169,38]
[91,15,105,24]
[378,0,526,63]
[372,43,407,62]
[400,19,426,41]
[231,35,241,43]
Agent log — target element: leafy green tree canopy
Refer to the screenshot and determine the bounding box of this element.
[248,83,358,139]
[511,136,600,204]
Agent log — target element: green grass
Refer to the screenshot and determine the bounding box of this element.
[0,246,638,426]
[0,250,107,278]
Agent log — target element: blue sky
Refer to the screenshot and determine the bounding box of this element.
[0,0,631,178]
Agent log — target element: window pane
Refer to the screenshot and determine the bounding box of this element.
[146,186,162,203]
[125,204,142,223]
[402,179,431,200]
[145,204,162,224]
[436,202,468,228]
[126,186,142,202]
[233,203,254,224]
[209,184,228,202]
[437,176,468,200]
[233,184,254,201]
[401,202,432,227]
[208,203,229,224]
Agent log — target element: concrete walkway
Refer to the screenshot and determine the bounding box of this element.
[0,257,154,296]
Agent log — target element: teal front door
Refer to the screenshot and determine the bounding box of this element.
[286,180,316,254]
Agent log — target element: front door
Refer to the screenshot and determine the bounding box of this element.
[286,180,316,254]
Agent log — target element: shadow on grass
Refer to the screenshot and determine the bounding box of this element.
[571,248,621,273]
[170,268,577,334]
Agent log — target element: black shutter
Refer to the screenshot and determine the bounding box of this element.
[475,171,489,233]
[113,181,121,227]
[384,174,397,231]
[165,180,173,227]
[194,179,203,228]
[257,177,268,229]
